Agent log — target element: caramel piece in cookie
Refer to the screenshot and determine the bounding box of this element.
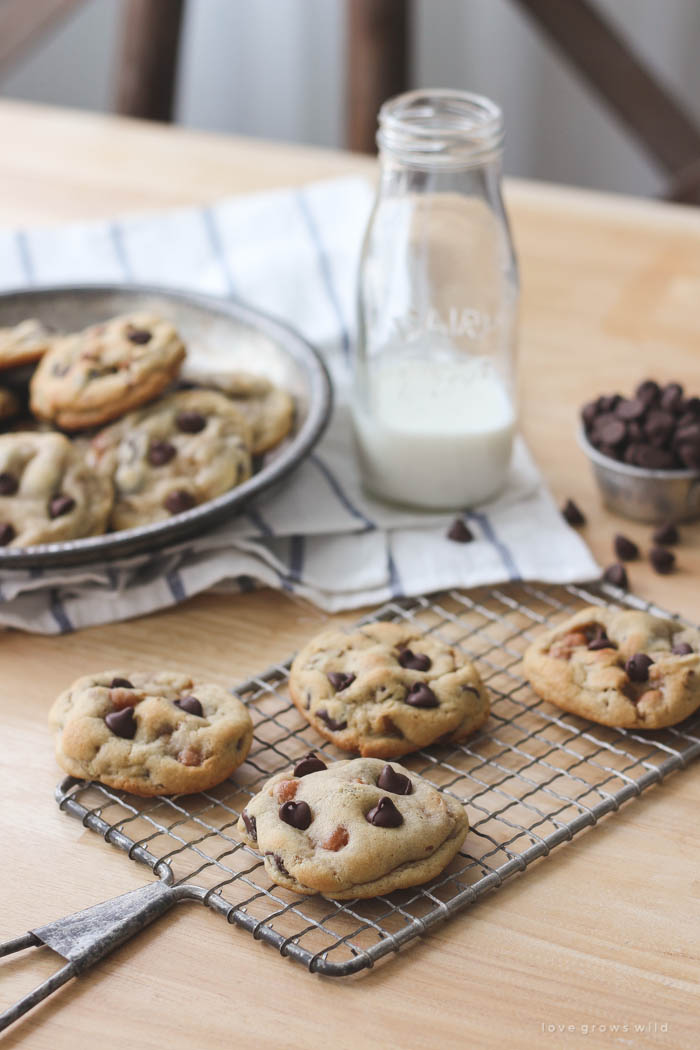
[238,756,468,898]
[524,606,700,728]
[0,319,53,371]
[30,313,185,429]
[49,670,254,796]
[289,622,489,758]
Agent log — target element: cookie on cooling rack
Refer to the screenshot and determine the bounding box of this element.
[181,369,294,455]
[237,755,468,899]
[523,606,700,729]
[49,670,254,796]
[0,318,53,370]
[288,622,490,758]
[30,313,185,429]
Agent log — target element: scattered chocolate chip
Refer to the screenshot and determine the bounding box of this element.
[650,546,675,574]
[653,522,679,546]
[127,327,152,344]
[317,709,347,732]
[241,810,257,840]
[0,523,15,546]
[279,800,312,830]
[293,752,327,777]
[327,671,355,692]
[562,499,585,526]
[404,681,439,708]
[148,440,176,467]
[164,489,195,515]
[398,648,432,671]
[377,764,413,795]
[105,706,137,738]
[447,518,473,543]
[603,562,628,589]
[176,410,206,434]
[49,494,75,519]
[0,472,18,496]
[175,695,204,717]
[614,534,639,561]
[625,653,654,682]
[672,642,693,655]
[366,797,403,828]
[110,677,133,689]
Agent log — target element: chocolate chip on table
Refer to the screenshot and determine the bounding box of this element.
[105,706,137,738]
[404,681,439,708]
[175,695,204,717]
[650,545,675,574]
[164,489,196,515]
[126,327,152,344]
[327,671,355,692]
[603,562,628,589]
[398,648,432,671]
[614,534,639,561]
[293,751,327,777]
[241,810,257,840]
[176,410,206,434]
[562,499,585,526]
[0,472,18,496]
[377,764,413,795]
[317,709,347,732]
[653,522,679,546]
[447,518,473,543]
[49,494,75,519]
[672,641,693,655]
[148,440,176,466]
[625,653,654,682]
[110,677,133,689]
[0,523,15,546]
[366,796,403,828]
[279,800,312,830]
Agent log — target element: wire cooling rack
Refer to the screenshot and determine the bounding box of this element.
[56,582,700,977]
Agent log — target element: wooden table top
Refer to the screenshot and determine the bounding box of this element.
[1,100,699,1050]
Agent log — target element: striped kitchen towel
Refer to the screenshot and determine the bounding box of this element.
[0,176,598,633]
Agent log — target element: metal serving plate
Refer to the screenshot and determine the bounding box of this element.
[0,285,332,568]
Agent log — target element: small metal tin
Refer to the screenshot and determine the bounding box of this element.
[578,427,700,523]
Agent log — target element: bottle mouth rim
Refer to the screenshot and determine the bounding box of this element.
[378,89,504,165]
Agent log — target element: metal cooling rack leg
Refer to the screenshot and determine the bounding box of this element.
[0,875,189,1033]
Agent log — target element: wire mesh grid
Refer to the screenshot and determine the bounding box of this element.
[56,582,700,977]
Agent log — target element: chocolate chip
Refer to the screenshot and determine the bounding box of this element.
[597,418,626,446]
[447,518,473,543]
[581,401,598,428]
[0,523,15,546]
[644,411,675,447]
[272,853,289,875]
[614,534,639,561]
[366,797,403,828]
[377,764,413,795]
[317,709,347,732]
[279,800,312,830]
[327,672,355,692]
[293,752,327,777]
[672,641,693,655]
[625,653,653,682]
[635,380,660,406]
[148,440,176,466]
[0,472,18,496]
[650,546,675,574]
[637,445,676,470]
[660,382,683,413]
[398,648,432,671]
[105,706,137,738]
[164,489,195,515]
[616,398,646,422]
[49,494,75,518]
[110,677,133,689]
[175,695,203,717]
[127,327,152,344]
[241,810,257,840]
[603,562,628,589]
[404,681,439,708]
[597,394,621,413]
[652,522,679,546]
[562,499,585,526]
[176,410,206,434]
[587,625,617,651]
[676,442,700,469]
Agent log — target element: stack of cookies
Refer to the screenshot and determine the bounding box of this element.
[0,313,294,547]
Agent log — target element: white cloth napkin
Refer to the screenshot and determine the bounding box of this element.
[0,176,599,633]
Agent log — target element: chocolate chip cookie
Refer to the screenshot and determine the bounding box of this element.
[49,670,254,796]
[0,319,52,371]
[289,623,490,758]
[30,313,185,429]
[182,369,294,454]
[523,606,700,728]
[0,431,112,547]
[90,389,253,530]
[238,755,468,898]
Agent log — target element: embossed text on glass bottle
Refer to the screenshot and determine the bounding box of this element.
[353,89,519,509]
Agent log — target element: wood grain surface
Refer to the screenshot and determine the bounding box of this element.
[0,100,699,1049]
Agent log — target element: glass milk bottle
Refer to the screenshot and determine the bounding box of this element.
[352,89,518,509]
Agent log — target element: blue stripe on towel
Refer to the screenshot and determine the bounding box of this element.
[165,570,187,602]
[387,550,403,598]
[288,535,305,582]
[201,207,237,297]
[49,590,73,633]
[310,453,374,530]
[246,507,275,537]
[296,190,350,360]
[467,510,521,580]
[110,222,133,280]
[15,230,34,284]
